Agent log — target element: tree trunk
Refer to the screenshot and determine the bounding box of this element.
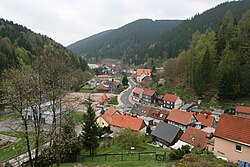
[23,117,34,167]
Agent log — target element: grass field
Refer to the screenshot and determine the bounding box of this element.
[58,137,171,167]
[0,111,20,122]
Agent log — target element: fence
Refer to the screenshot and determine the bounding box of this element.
[71,151,167,163]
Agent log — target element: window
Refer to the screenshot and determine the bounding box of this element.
[235,144,242,152]
[159,114,163,118]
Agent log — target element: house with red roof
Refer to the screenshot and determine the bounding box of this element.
[162,94,182,110]
[171,126,211,150]
[167,109,197,131]
[136,69,151,83]
[142,89,157,104]
[194,113,216,128]
[95,83,109,92]
[96,106,118,127]
[110,114,147,133]
[132,87,143,102]
[214,114,250,164]
[146,107,169,124]
[97,93,109,105]
[235,106,250,118]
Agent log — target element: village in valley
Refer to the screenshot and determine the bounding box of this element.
[1,59,249,167]
[1,1,250,166]
[72,61,250,165]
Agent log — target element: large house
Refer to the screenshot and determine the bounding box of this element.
[142,89,157,104]
[235,106,250,118]
[151,121,183,147]
[162,94,182,110]
[171,126,211,150]
[136,69,151,83]
[96,106,117,127]
[132,87,143,102]
[167,109,197,131]
[109,114,147,133]
[214,114,250,164]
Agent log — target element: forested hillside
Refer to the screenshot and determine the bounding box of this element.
[0,19,89,101]
[68,19,182,63]
[138,0,250,64]
[0,19,88,73]
[161,10,250,100]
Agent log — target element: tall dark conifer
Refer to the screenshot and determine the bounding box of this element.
[80,98,99,156]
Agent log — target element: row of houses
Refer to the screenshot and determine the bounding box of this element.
[151,106,250,165]
[97,104,250,165]
[132,87,182,110]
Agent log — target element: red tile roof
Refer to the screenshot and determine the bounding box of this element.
[163,94,179,102]
[194,113,215,127]
[143,89,155,96]
[214,114,250,145]
[167,109,196,126]
[101,106,117,123]
[110,114,145,131]
[96,83,109,91]
[97,93,109,103]
[236,106,250,115]
[137,69,151,76]
[180,126,209,148]
[133,87,143,94]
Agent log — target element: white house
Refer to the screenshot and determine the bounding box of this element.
[162,94,182,110]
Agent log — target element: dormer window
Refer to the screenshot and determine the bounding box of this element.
[160,114,163,118]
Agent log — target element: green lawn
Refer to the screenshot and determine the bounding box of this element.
[0,112,20,122]
[0,131,35,162]
[0,131,48,162]
[79,84,93,93]
[69,111,84,124]
[59,136,171,167]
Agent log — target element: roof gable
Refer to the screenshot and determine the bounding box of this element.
[101,106,117,123]
[194,113,215,127]
[236,106,250,115]
[180,126,209,148]
[110,114,144,131]
[151,121,181,143]
[167,109,196,125]
[214,114,250,145]
[163,94,179,102]
[137,69,151,76]
[97,93,109,103]
[133,87,143,94]
[96,83,109,91]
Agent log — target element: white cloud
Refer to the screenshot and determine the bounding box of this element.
[0,0,228,46]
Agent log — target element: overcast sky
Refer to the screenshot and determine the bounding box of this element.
[0,0,230,46]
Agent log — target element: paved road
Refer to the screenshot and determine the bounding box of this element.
[119,78,136,108]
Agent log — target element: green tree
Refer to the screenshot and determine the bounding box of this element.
[116,128,143,149]
[218,44,241,99]
[122,75,129,86]
[80,98,99,155]
[217,11,237,55]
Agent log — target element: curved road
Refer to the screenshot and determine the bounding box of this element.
[119,77,136,109]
